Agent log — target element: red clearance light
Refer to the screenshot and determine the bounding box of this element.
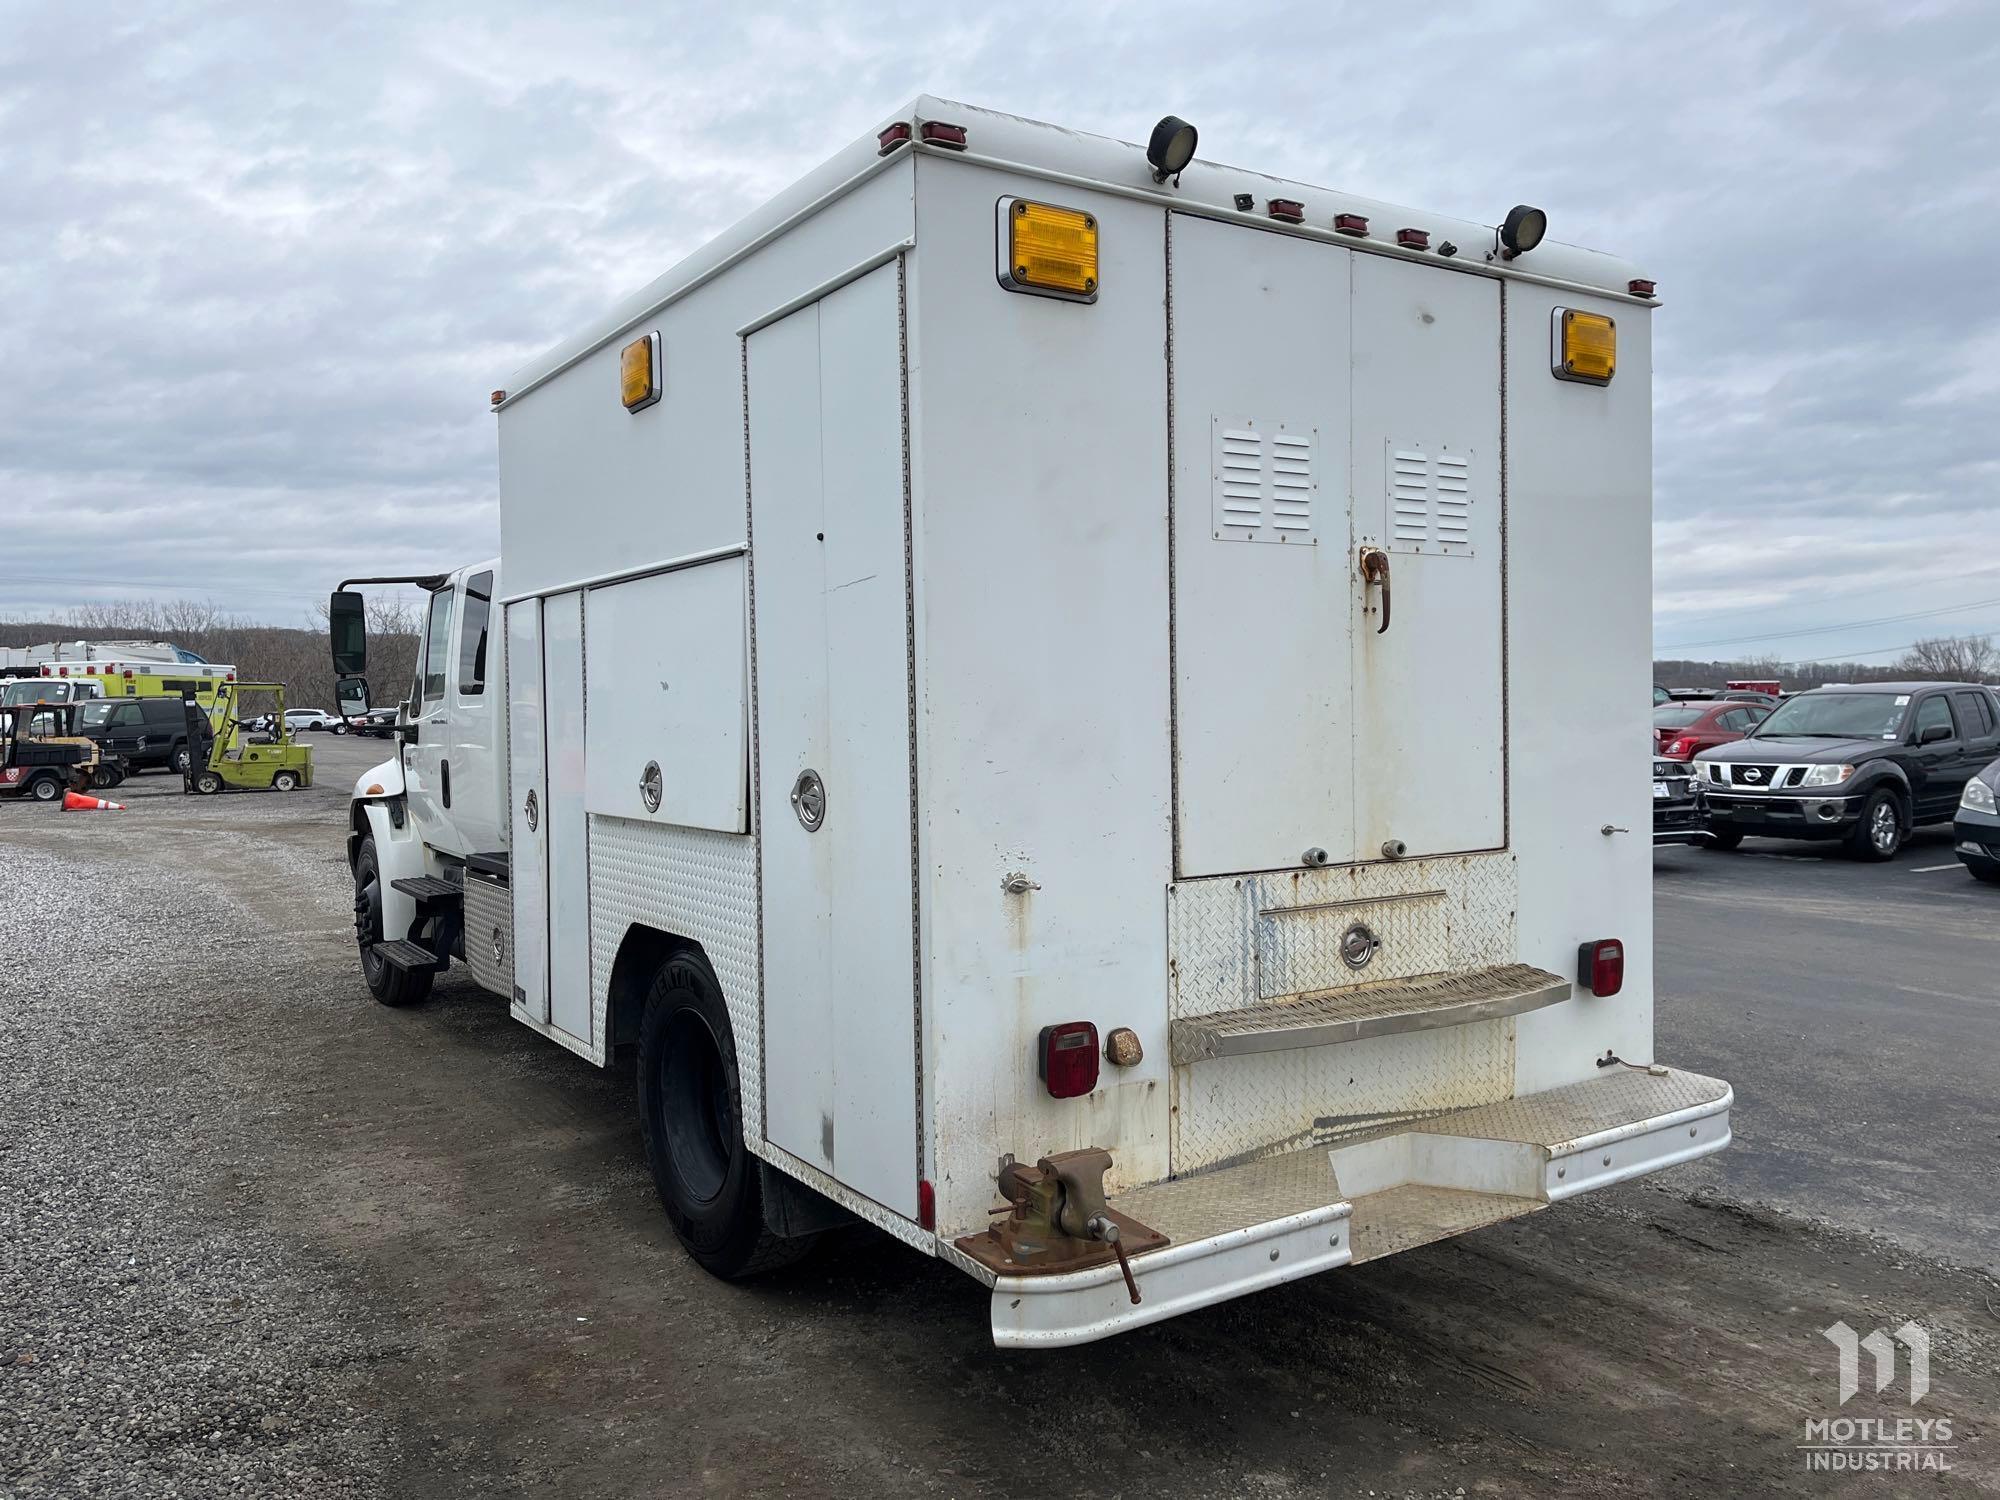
[1395,227,1428,249]
[1577,939,1625,997]
[878,121,912,155]
[917,1178,936,1230]
[1334,213,1370,236]
[920,121,967,150]
[1268,198,1304,223]
[489,389,507,406]
[122,669,134,680]
[1038,1021,1100,1099]
[1629,279,1657,298]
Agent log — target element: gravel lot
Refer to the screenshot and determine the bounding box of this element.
[4,738,1996,1496]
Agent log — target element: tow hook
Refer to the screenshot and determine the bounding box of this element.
[952,1147,1167,1301]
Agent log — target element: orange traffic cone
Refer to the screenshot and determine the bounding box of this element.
[62,790,126,812]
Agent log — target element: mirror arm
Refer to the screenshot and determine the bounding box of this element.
[337,573,450,592]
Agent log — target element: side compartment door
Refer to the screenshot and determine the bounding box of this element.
[747,262,918,1219]
[1169,214,1354,878]
[542,589,591,1046]
[1348,255,1505,862]
[505,599,549,1025]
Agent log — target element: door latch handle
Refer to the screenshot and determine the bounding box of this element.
[1358,546,1392,635]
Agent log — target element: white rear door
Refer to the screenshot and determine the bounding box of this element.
[1170,215,1355,878]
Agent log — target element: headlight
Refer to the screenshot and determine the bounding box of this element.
[1964,778,1998,813]
[1800,764,1855,787]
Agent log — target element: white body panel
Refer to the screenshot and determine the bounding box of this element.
[409,96,1712,1345]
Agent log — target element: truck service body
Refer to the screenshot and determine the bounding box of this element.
[344,98,1731,1348]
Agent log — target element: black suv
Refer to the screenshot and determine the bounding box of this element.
[1693,682,2000,859]
[77,697,198,775]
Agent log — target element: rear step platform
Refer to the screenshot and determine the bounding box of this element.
[389,876,462,905]
[373,939,443,973]
[1170,962,1571,1064]
[983,1066,1732,1348]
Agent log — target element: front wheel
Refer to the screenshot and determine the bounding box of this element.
[638,952,813,1279]
[1847,788,1905,861]
[28,774,61,803]
[171,744,191,775]
[332,722,347,735]
[354,836,433,1006]
[193,770,224,795]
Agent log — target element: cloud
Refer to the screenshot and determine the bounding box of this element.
[1,0,1995,664]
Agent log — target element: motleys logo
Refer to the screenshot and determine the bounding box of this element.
[1801,1321,1954,1474]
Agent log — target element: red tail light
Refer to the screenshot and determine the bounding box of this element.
[1038,1021,1100,1098]
[917,1178,936,1230]
[1665,737,1692,758]
[1577,939,1624,997]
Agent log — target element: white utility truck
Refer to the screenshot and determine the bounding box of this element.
[331,98,1730,1349]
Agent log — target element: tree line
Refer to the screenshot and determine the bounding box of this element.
[0,599,420,713]
[1655,634,1998,691]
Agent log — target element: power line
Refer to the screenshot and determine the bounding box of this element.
[1658,595,2000,652]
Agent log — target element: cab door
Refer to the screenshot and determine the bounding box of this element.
[405,583,463,856]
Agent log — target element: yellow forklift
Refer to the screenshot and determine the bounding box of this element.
[188,682,313,794]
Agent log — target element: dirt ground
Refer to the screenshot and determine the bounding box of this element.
[4,740,1995,1497]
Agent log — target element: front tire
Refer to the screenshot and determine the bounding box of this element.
[193,770,223,795]
[171,744,191,775]
[353,836,433,1006]
[1847,788,1905,861]
[28,774,60,803]
[638,952,813,1279]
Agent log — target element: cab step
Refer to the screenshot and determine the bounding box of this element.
[390,875,462,906]
[1170,962,1571,1064]
[373,939,444,974]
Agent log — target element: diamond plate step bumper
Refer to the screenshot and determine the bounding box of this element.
[983,1065,1731,1348]
[1169,962,1571,1064]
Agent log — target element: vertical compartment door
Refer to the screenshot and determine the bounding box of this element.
[1348,256,1505,861]
[1170,214,1355,878]
[747,262,918,1219]
[505,599,549,1024]
[542,589,591,1046]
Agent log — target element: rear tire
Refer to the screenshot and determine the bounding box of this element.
[272,770,299,791]
[354,836,434,1007]
[28,774,60,803]
[171,744,191,775]
[638,951,814,1278]
[1846,789,1904,861]
[1703,830,1743,850]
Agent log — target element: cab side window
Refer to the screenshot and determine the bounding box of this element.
[112,703,145,728]
[1952,690,1994,738]
[1913,695,1956,742]
[421,588,454,703]
[457,571,494,697]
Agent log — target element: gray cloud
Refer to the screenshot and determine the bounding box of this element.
[2,0,1995,662]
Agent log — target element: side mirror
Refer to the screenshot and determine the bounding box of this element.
[1919,722,1953,745]
[335,675,369,718]
[329,590,367,675]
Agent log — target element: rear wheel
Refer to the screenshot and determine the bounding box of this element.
[1847,789,1904,861]
[353,836,433,1006]
[272,770,299,791]
[1703,830,1743,850]
[638,951,814,1278]
[171,744,191,775]
[93,764,126,790]
[28,774,61,803]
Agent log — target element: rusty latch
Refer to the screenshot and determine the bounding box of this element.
[1358,545,1392,634]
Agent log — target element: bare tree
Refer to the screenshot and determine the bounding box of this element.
[1898,634,1997,683]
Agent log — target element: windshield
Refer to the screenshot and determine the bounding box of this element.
[1754,692,1908,741]
[2,680,63,707]
[1653,706,1703,728]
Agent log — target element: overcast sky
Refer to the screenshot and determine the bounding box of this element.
[3,1,1995,664]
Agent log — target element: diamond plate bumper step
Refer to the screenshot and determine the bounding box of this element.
[1170,962,1571,1065]
[986,1066,1731,1348]
[389,875,461,906]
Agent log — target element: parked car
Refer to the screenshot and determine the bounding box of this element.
[1693,681,2000,859]
[1652,683,1672,707]
[1653,750,1705,845]
[1954,756,2000,883]
[353,707,398,738]
[282,707,344,734]
[76,695,199,774]
[1654,699,1771,760]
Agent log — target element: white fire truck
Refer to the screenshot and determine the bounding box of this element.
[331,98,1730,1348]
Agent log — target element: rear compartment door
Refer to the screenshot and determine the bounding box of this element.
[1169,215,1355,879]
[1347,255,1505,860]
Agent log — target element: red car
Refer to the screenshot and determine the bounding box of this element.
[1652,699,1771,760]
